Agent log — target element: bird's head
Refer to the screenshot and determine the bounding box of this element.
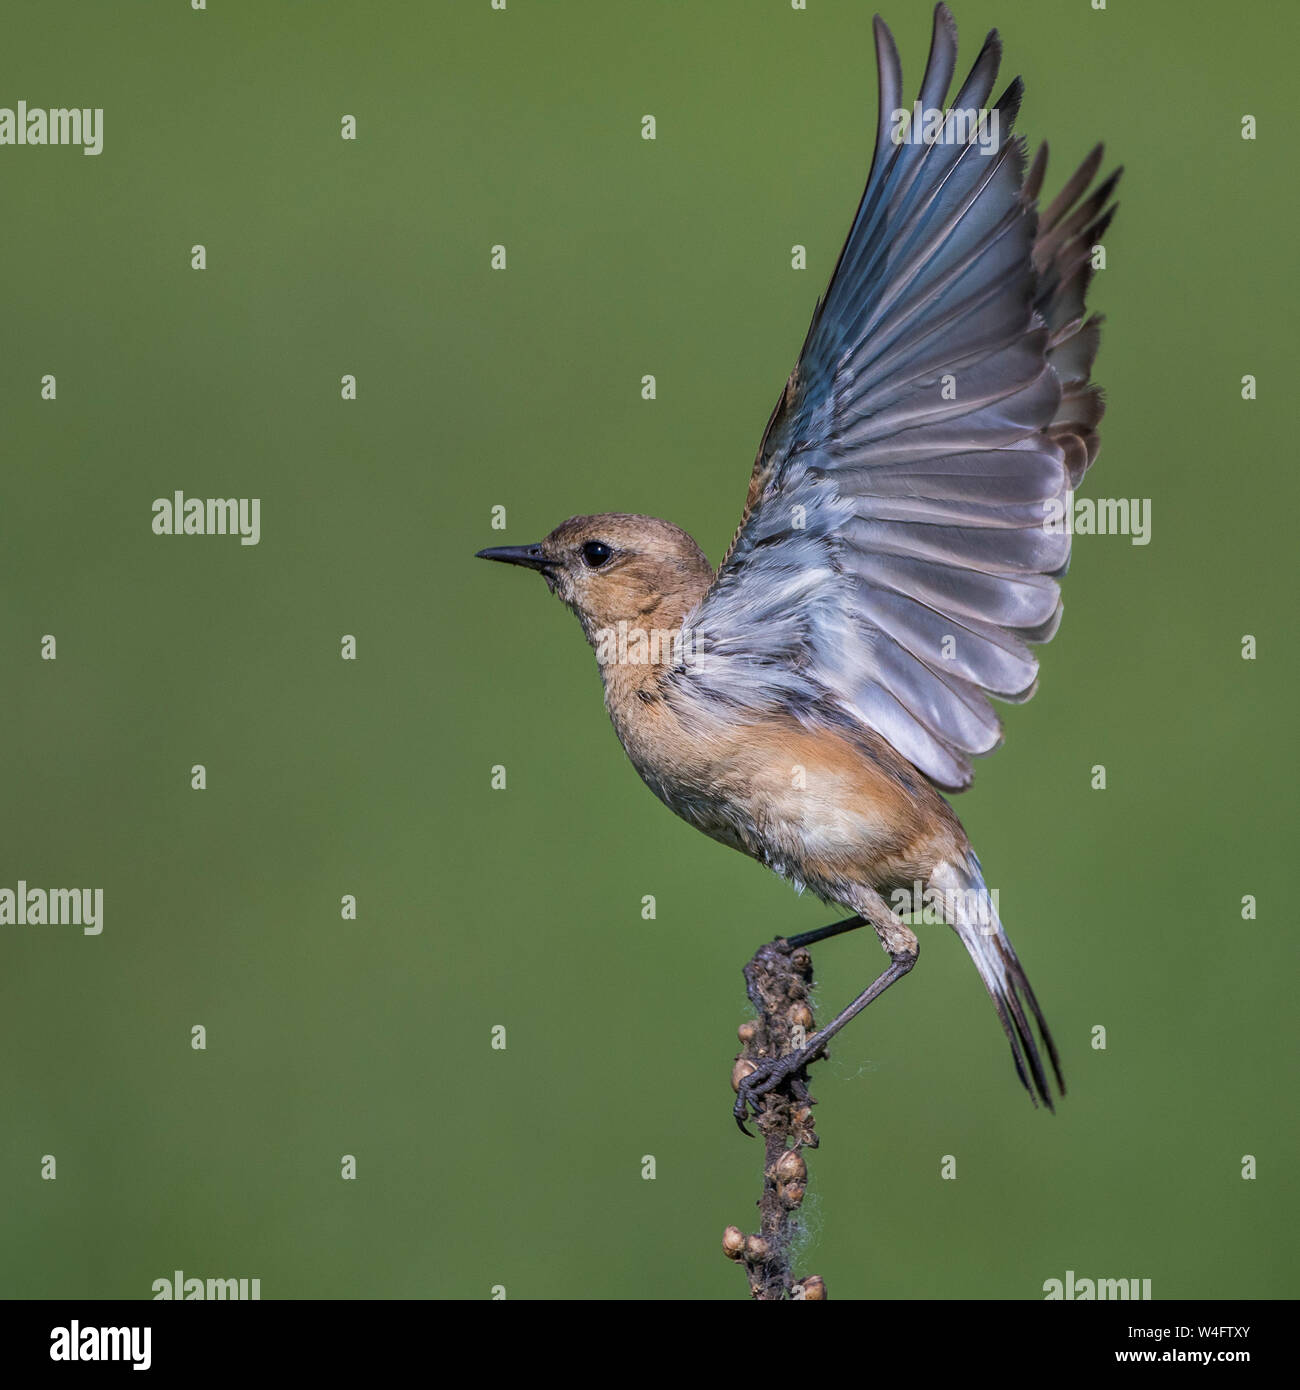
[477,513,714,649]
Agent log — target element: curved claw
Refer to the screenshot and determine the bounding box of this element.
[733,1058,791,1135]
[733,1082,758,1134]
[734,1082,760,1135]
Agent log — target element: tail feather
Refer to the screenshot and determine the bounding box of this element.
[934,852,1064,1110]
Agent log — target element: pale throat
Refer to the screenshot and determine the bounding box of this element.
[585,586,706,700]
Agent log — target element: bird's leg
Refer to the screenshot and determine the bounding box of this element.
[735,901,918,1131]
[783,914,864,950]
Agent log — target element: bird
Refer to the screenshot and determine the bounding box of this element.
[477,2,1119,1130]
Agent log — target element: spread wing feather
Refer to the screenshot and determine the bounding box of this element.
[683,1,1119,790]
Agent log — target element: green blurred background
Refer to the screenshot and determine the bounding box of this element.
[1,0,1294,1300]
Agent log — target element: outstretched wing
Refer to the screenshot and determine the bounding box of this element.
[683,2,1119,791]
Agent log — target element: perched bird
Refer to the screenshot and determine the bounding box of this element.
[478,3,1119,1128]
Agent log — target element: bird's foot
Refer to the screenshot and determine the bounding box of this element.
[733,1054,801,1136]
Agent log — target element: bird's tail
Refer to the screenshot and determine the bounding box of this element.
[931,851,1065,1111]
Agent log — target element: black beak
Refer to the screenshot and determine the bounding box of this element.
[475,543,555,573]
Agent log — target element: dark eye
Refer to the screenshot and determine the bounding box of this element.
[581,540,613,568]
